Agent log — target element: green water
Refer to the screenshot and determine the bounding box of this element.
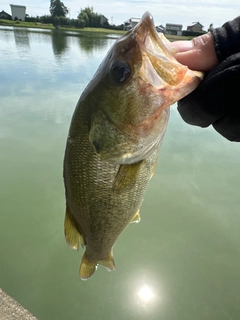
[1,26,240,320]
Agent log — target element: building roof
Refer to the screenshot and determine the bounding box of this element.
[130,18,140,22]
[188,22,204,27]
[124,17,140,24]
[0,10,10,14]
[166,23,182,27]
[156,26,165,33]
[0,10,12,17]
[10,4,26,9]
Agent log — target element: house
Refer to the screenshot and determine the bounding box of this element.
[187,22,204,32]
[124,17,141,30]
[156,25,165,33]
[165,23,182,36]
[100,15,108,26]
[0,10,12,20]
[10,4,26,21]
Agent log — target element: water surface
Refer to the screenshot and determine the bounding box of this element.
[1,26,240,320]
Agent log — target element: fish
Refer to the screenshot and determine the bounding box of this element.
[63,11,203,280]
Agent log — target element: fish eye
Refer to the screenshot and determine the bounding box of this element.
[111,61,131,84]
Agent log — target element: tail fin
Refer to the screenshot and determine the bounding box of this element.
[79,252,115,280]
[79,253,98,280]
[99,253,115,272]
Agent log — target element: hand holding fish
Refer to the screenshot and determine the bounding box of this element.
[169,16,240,142]
[168,33,218,72]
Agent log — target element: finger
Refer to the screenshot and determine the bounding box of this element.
[168,33,218,71]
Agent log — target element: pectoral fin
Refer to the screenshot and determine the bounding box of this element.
[64,205,85,250]
[113,161,143,193]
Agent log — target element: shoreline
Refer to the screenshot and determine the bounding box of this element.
[0,288,37,320]
[0,19,190,40]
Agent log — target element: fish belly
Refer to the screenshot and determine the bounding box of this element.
[64,118,159,279]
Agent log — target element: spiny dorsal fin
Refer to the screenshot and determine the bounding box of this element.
[64,205,85,250]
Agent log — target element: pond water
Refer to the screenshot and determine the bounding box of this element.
[1,26,240,320]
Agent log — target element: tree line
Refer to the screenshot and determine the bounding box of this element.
[25,0,123,30]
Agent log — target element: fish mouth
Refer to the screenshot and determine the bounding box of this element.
[134,12,172,60]
[133,12,188,87]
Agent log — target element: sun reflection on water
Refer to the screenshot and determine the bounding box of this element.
[132,276,162,313]
[137,284,155,302]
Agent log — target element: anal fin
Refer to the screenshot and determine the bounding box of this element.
[64,205,85,251]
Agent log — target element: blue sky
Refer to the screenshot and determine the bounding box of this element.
[1,0,239,29]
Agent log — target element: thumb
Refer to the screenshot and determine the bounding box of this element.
[168,33,218,71]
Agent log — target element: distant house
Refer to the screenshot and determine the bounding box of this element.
[100,15,108,26]
[187,22,204,32]
[0,10,12,20]
[156,25,165,33]
[124,17,141,30]
[165,23,182,36]
[10,4,26,21]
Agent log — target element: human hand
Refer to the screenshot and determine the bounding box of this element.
[167,31,240,142]
[168,33,218,71]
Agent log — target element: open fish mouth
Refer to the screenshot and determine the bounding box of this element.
[133,12,188,87]
[88,12,203,165]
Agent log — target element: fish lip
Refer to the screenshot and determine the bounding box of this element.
[134,12,156,45]
[132,12,189,88]
[133,12,173,62]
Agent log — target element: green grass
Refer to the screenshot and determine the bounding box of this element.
[0,19,125,34]
[0,19,54,29]
[0,19,192,39]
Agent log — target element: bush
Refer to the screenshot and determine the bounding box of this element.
[74,19,85,28]
[40,15,53,24]
[25,16,37,23]
[182,30,206,37]
[59,16,70,26]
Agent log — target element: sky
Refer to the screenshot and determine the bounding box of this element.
[1,0,239,30]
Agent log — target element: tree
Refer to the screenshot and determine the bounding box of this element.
[78,7,108,28]
[49,0,68,18]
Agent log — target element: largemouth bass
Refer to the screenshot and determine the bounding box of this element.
[63,12,202,280]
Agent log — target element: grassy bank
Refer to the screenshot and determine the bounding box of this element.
[0,19,125,34]
[0,19,191,39]
[0,19,54,29]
